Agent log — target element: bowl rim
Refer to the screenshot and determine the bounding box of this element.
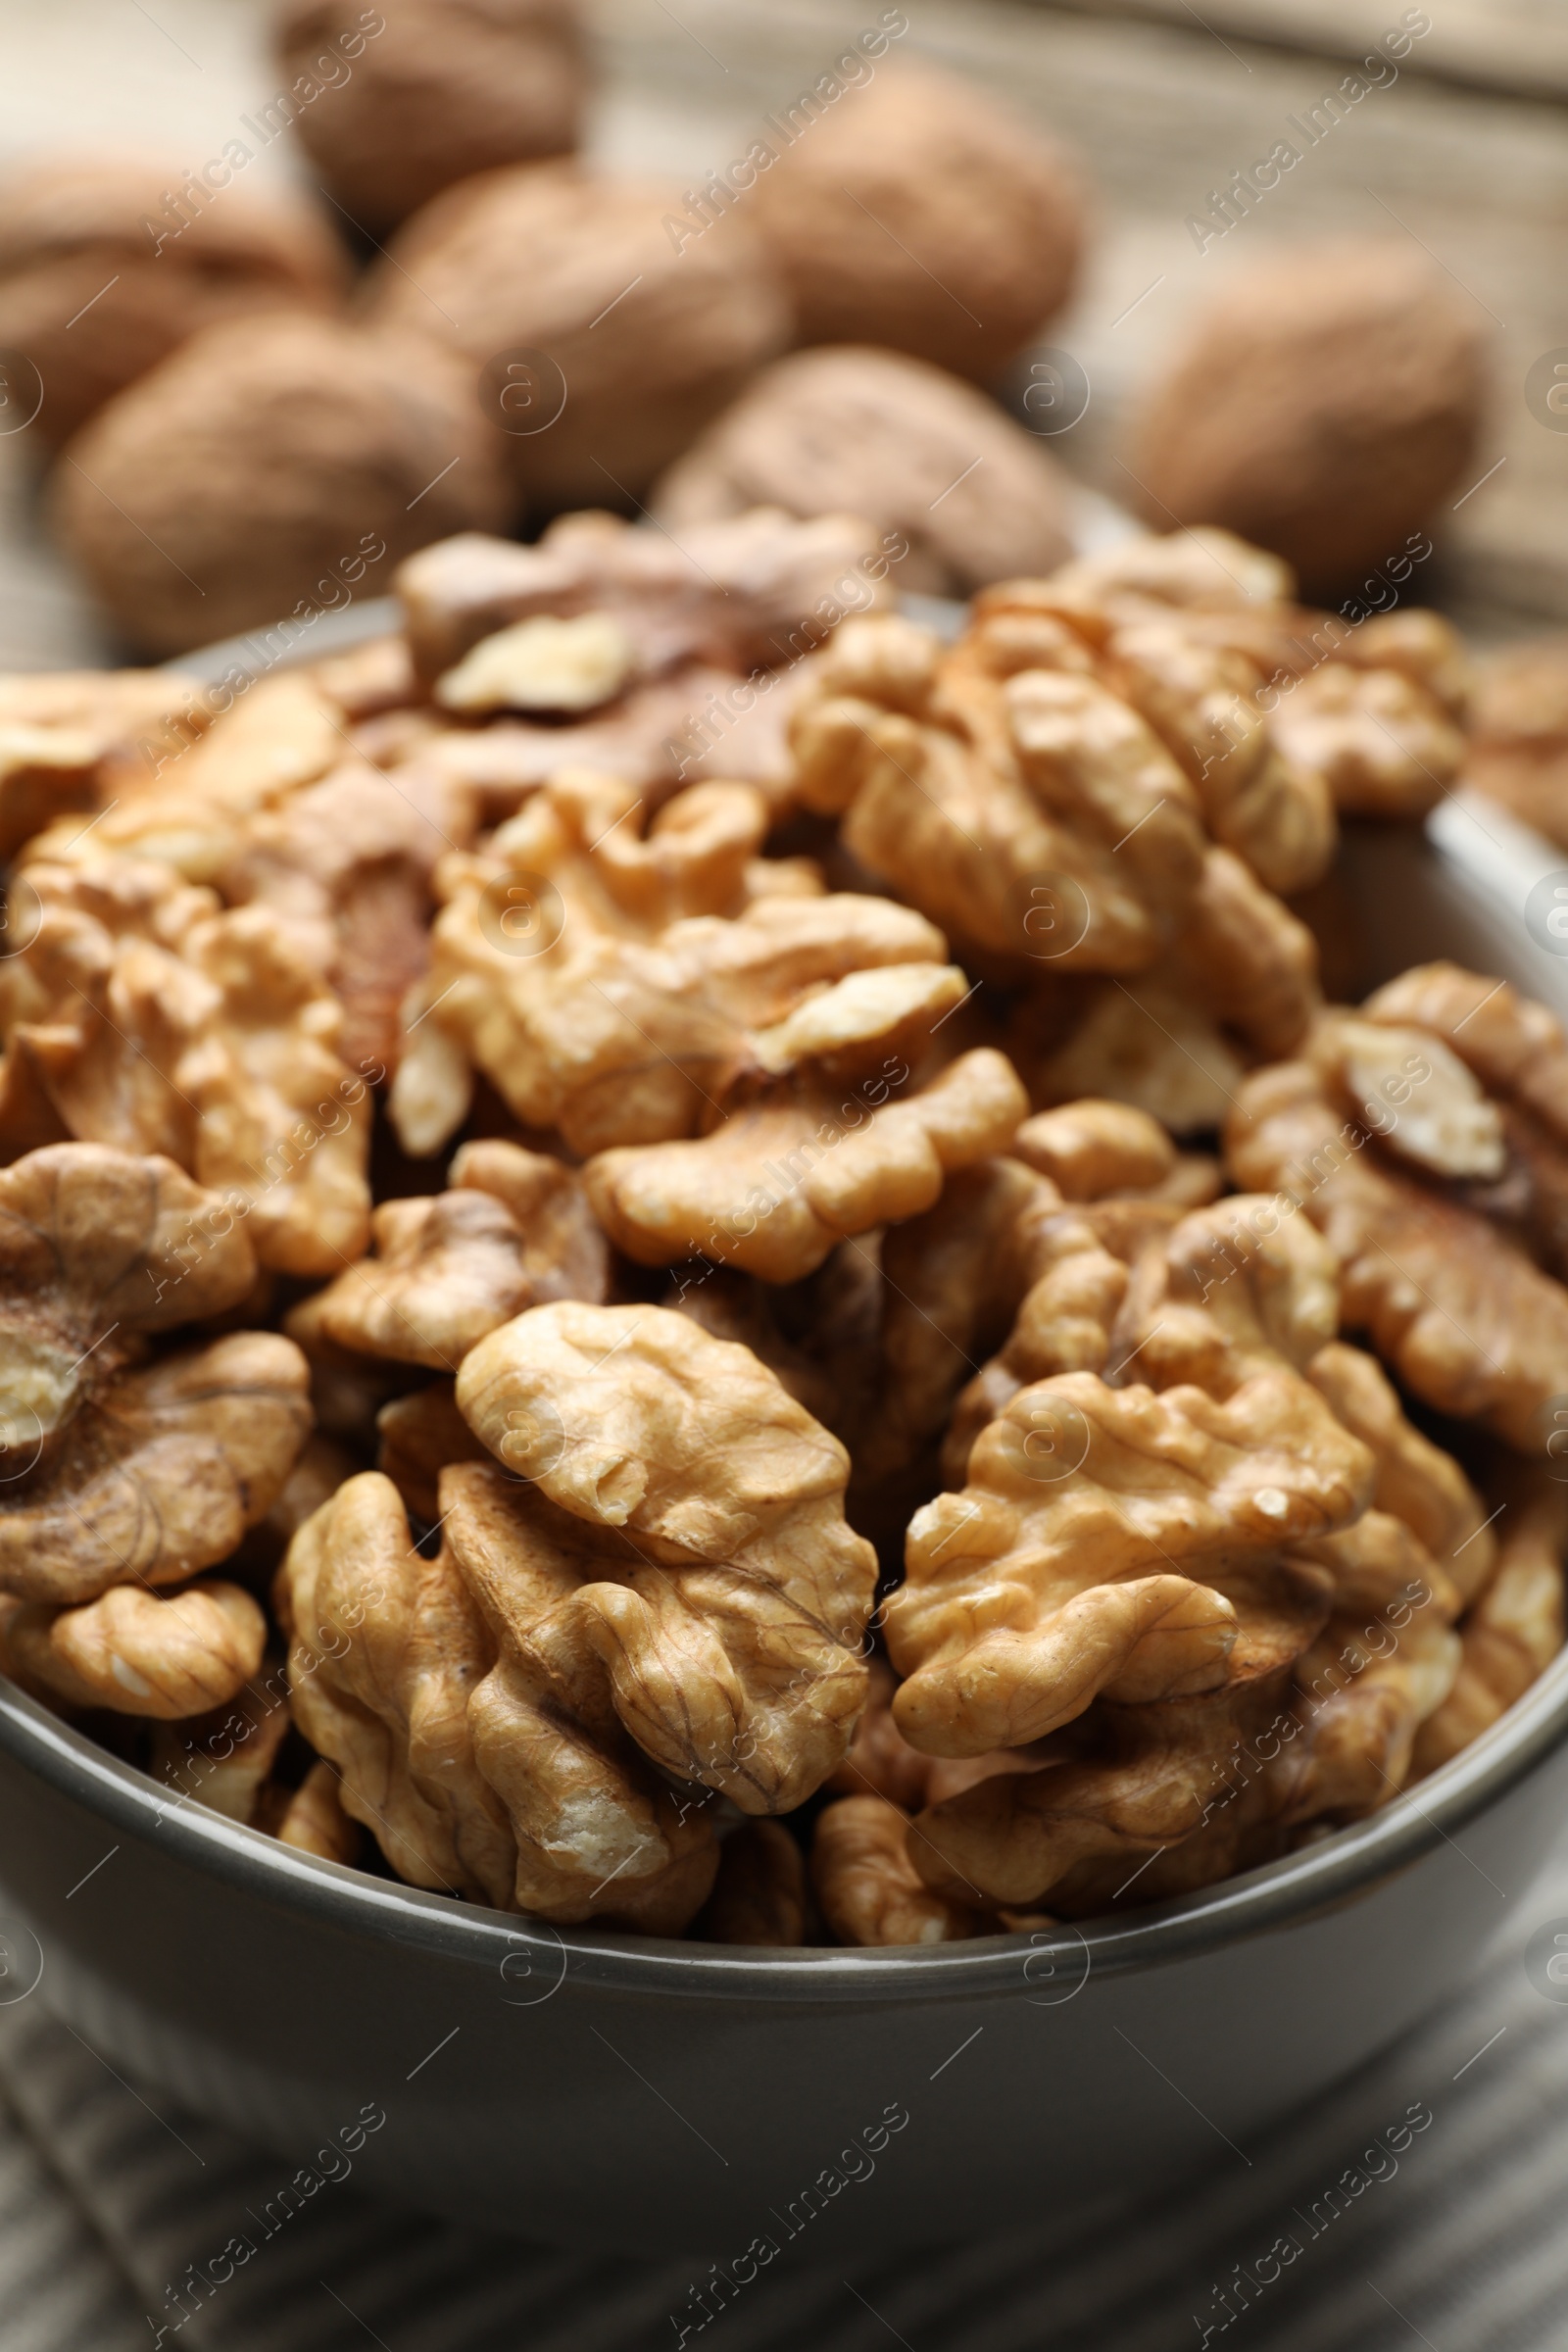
[3,1640,1563,2008]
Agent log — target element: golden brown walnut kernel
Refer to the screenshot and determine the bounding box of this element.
[274,0,586,234]
[1010,1099,1175,1200]
[366,169,789,509]
[811,1794,978,1945]
[584,1049,1028,1285]
[455,1303,877,1812]
[218,755,474,1082]
[438,1462,719,1928]
[279,1468,521,1908]
[0,858,373,1275]
[0,1141,310,1605]
[1021,527,1294,620]
[1168,846,1320,1061]
[315,1192,531,1368]
[1304,1341,1495,1601]
[1103,613,1334,896]
[1412,1469,1567,1776]
[789,612,1208,975]
[283,1467,719,1929]
[747,62,1082,381]
[268,1757,366,1865]
[2,1580,266,1717]
[149,1680,292,1821]
[1227,1054,1568,1449]
[858,1155,1055,1488]
[662,1265,839,1433]
[53,313,510,658]
[824,1655,935,1813]
[227,1432,363,1585]
[1107,1194,1342,1391]
[1361,962,1568,1170]
[1279,1600,1461,1820]
[22,672,348,888]
[305,1142,608,1370]
[906,1686,1274,1912]
[435,612,637,717]
[0,1142,258,1455]
[0,1331,313,1604]
[1468,635,1568,845]
[939,1214,1132,1486]
[395,761,952,1159]
[1330,610,1471,719]
[886,1363,1361,1759]
[694,1819,811,1945]
[1266,662,1465,819]
[375,1383,489,1523]
[281,1284,427,1455]
[652,346,1073,599]
[0,668,215,862]
[395,509,895,687]
[1024,981,1241,1139]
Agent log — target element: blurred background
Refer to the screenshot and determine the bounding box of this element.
[0,0,1563,670]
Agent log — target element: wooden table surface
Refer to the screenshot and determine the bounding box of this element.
[0,0,1564,668]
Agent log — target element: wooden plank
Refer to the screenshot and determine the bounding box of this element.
[596,0,1568,630]
[1039,0,1568,106]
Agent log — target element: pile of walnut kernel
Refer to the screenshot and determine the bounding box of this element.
[0,508,1562,1947]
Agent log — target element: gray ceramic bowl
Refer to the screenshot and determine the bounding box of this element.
[1,596,1564,2257]
[2,1650,1564,2255]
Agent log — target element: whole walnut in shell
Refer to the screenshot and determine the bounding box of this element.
[274,0,587,234]
[52,312,509,656]
[1124,241,1489,591]
[364,164,792,510]
[0,156,346,449]
[651,346,1074,598]
[747,61,1083,381]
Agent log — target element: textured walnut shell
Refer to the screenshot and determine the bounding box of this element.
[275,0,587,233]
[0,155,345,448]
[365,166,792,509]
[748,60,1083,380]
[1125,241,1489,591]
[652,346,1073,598]
[53,312,509,655]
